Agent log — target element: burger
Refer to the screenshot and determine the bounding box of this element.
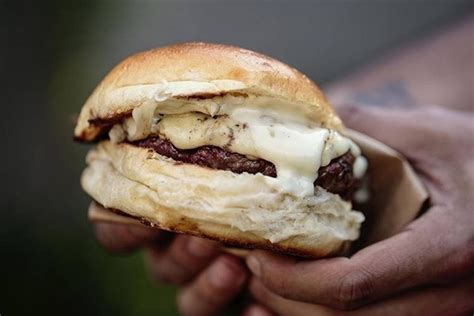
[75,42,367,257]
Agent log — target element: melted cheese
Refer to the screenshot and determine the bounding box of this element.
[123,102,158,141]
[110,80,329,128]
[157,110,361,196]
[353,156,368,179]
[230,109,327,195]
[108,94,366,197]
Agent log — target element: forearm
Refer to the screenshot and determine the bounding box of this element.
[325,15,473,111]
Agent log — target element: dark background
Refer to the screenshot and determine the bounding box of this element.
[1,1,472,315]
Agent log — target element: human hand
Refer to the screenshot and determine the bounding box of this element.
[94,223,248,315]
[244,105,474,315]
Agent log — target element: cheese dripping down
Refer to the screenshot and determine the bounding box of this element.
[108,99,367,197]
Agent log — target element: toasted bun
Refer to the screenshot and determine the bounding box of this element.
[74,42,343,141]
[76,42,363,257]
[82,141,363,257]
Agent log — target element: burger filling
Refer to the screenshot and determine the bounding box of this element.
[100,93,367,200]
[133,136,359,200]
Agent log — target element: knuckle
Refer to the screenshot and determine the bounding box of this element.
[264,273,292,299]
[146,253,189,285]
[148,238,199,286]
[170,236,214,268]
[172,240,197,264]
[177,283,222,316]
[336,270,374,310]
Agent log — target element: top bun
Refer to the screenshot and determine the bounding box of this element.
[74,42,343,141]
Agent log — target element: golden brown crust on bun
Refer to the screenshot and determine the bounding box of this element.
[74,42,343,141]
[76,42,365,257]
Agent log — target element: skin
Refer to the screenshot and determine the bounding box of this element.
[325,15,474,112]
[94,105,474,316]
[94,224,248,316]
[93,16,474,316]
[243,104,474,315]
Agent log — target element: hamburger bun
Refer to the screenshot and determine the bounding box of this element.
[75,42,367,257]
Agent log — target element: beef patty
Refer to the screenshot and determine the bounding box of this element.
[132,136,360,200]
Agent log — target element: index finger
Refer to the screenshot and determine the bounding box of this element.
[177,255,247,316]
[94,222,169,253]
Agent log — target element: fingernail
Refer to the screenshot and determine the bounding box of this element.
[208,257,245,289]
[247,305,273,316]
[246,256,261,277]
[187,237,216,258]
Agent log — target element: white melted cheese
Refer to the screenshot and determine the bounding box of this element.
[123,102,159,141]
[229,109,329,195]
[108,92,366,197]
[353,156,368,179]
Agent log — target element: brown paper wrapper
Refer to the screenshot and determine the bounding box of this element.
[88,129,428,256]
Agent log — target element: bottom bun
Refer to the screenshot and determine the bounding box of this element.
[81,141,364,257]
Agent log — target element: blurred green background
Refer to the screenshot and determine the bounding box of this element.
[1,1,472,315]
